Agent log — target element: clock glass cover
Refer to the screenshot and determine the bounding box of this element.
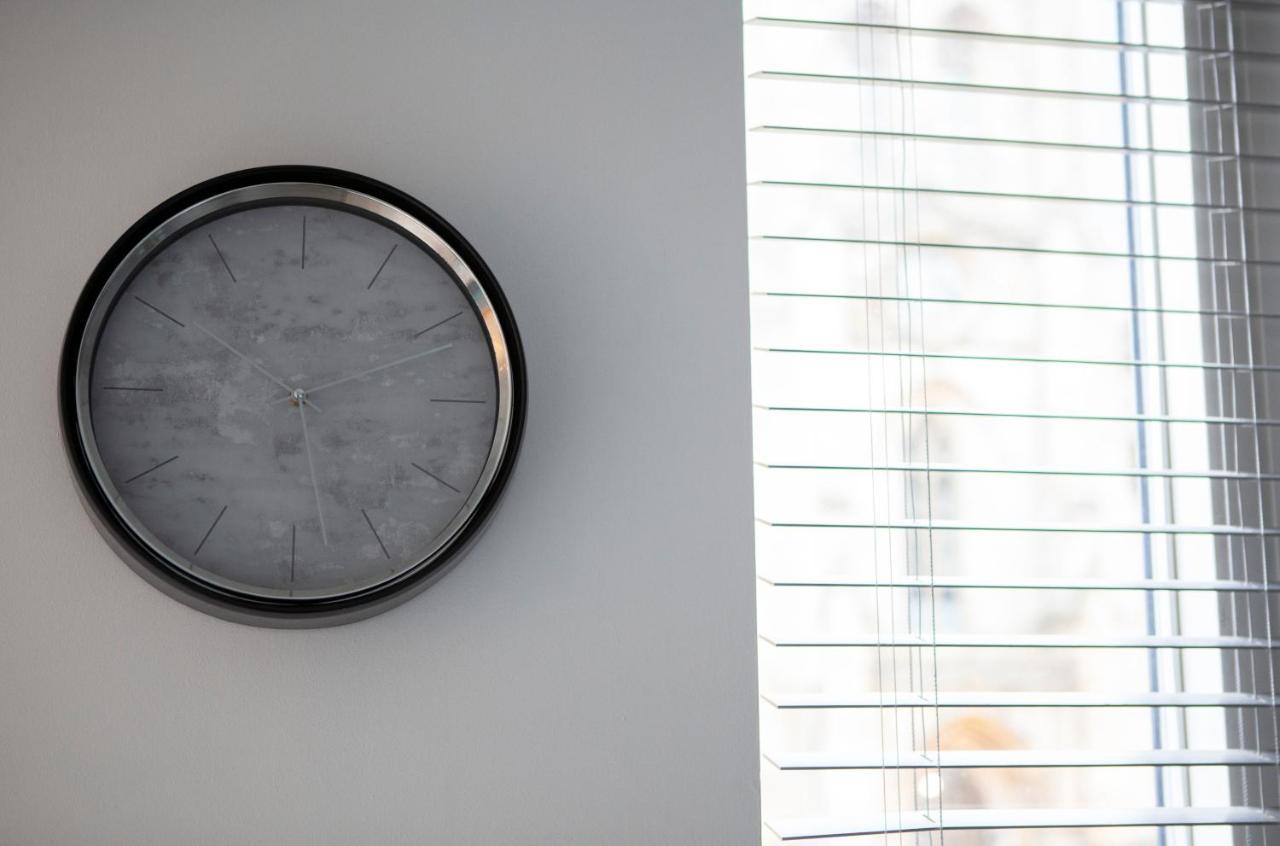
[60,167,525,626]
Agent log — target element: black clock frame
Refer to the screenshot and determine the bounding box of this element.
[58,166,527,627]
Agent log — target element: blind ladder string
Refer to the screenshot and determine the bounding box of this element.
[888,5,926,839]
[861,2,909,836]
[1116,4,1174,839]
[900,0,945,837]
[854,0,893,838]
[888,3,934,839]
[1135,0,1195,817]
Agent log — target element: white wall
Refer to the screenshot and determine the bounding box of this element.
[0,2,759,843]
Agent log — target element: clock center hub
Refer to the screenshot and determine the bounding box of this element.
[289,388,307,407]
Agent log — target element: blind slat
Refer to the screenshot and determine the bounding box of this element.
[764,691,1280,708]
[757,462,1280,481]
[759,346,1280,375]
[755,178,1280,214]
[759,518,1279,535]
[767,748,1278,770]
[767,807,1280,841]
[754,292,1280,322]
[757,234,1277,268]
[754,403,1280,427]
[747,15,1280,62]
[759,574,1278,592]
[765,634,1277,649]
[753,69,1280,112]
[753,124,1280,165]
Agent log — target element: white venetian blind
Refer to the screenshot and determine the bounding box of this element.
[745,0,1280,843]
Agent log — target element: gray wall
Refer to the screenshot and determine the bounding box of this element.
[0,2,759,843]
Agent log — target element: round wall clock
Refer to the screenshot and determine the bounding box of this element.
[59,166,526,627]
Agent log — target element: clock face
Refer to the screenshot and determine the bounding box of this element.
[61,169,524,626]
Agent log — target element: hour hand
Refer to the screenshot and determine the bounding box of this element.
[193,322,322,412]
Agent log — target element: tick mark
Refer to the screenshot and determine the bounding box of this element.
[207,234,238,284]
[430,398,486,404]
[290,523,297,584]
[134,296,185,328]
[123,455,179,484]
[194,505,227,557]
[102,385,164,392]
[361,508,390,559]
[411,462,460,493]
[413,311,463,338]
[301,216,307,269]
[366,244,398,289]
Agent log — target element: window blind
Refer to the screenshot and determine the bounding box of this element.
[745,0,1280,843]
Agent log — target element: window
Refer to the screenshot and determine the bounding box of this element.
[746,1,1280,842]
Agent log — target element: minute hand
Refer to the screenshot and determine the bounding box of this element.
[299,343,453,397]
[195,322,322,412]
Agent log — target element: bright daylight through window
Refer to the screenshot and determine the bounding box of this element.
[746,0,1280,843]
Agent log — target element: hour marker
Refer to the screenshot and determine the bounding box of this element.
[361,508,390,559]
[366,244,398,289]
[194,505,228,557]
[133,295,185,327]
[411,462,460,493]
[413,311,463,338]
[290,523,297,585]
[123,455,179,484]
[207,234,238,283]
[301,216,307,269]
[102,385,164,392]
[430,398,486,404]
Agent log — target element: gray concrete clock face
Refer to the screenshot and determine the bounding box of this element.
[65,175,522,624]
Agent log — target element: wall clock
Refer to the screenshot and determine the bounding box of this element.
[59,166,526,627]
